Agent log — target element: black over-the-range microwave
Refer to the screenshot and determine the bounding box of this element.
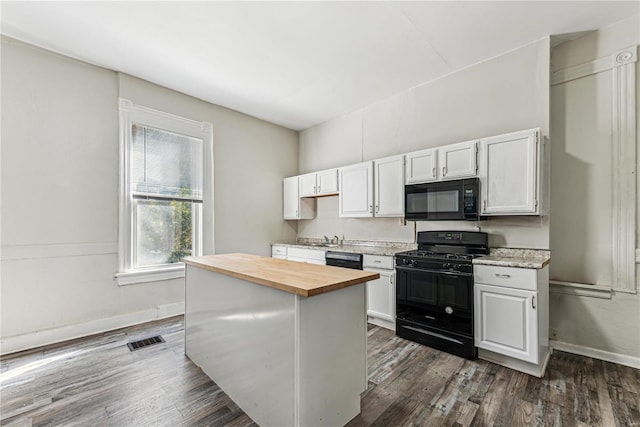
[404,178,481,221]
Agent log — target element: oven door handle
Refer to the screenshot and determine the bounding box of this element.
[395,265,472,278]
[400,325,464,345]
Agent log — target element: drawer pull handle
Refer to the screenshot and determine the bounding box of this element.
[495,273,511,278]
[374,260,381,263]
[401,325,463,345]
[532,296,536,309]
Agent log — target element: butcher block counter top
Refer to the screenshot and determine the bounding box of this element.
[182,253,379,297]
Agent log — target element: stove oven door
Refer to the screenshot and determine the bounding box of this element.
[396,267,473,316]
[396,266,476,359]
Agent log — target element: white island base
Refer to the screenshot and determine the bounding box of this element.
[184,263,369,427]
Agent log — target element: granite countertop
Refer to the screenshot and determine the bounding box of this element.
[183,253,379,297]
[272,239,417,257]
[473,248,551,269]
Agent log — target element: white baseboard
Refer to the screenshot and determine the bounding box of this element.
[367,316,395,331]
[0,302,184,356]
[550,339,640,369]
[478,347,550,378]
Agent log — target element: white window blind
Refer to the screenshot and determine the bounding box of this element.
[131,125,203,202]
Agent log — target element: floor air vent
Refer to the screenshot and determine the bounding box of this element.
[127,335,165,351]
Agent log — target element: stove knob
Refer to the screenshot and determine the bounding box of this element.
[443,263,452,269]
[452,264,461,271]
[411,260,419,267]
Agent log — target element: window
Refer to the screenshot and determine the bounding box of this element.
[116,99,213,286]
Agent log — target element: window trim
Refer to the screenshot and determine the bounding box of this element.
[116,98,213,286]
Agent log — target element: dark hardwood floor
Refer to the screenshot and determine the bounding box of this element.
[1,316,638,426]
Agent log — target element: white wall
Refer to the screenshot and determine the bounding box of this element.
[117,74,299,255]
[298,38,551,248]
[549,16,640,362]
[0,37,298,353]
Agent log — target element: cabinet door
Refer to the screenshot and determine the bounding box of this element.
[374,155,404,217]
[271,245,287,259]
[479,128,538,215]
[317,169,339,195]
[298,173,317,197]
[439,140,478,180]
[366,269,394,323]
[283,176,315,220]
[475,283,538,364]
[283,177,300,219]
[405,149,437,184]
[339,162,374,217]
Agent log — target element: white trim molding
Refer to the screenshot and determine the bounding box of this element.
[115,264,185,286]
[552,45,638,292]
[551,55,612,86]
[117,98,214,285]
[551,45,638,86]
[1,242,117,261]
[549,280,613,299]
[551,340,640,370]
[611,45,637,291]
[0,302,185,356]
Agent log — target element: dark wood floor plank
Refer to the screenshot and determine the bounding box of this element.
[469,365,512,425]
[510,398,536,426]
[2,317,638,427]
[492,369,530,426]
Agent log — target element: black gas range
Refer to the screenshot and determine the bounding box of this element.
[395,231,488,359]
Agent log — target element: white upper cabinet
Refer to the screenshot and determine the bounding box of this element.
[298,173,317,197]
[405,140,476,184]
[374,155,405,217]
[339,157,404,218]
[298,169,339,197]
[479,128,540,215]
[405,148,437,184]
[283,176,315,220]
[316,169,339,195]
[339,162,374,217]
[438,139,478,180]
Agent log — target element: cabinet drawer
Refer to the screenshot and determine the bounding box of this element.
[363,254,393,270]
[287,247,326,262]
[474,265,537,291]
[271,246,287,257]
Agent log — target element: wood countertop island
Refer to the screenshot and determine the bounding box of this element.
[183,253,378,427]
[182,253,379,296]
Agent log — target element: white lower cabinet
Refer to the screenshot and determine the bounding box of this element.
[286,247,326,265]
[364,255,395,330]
[474,264,549,377]
[475,283,538,363]
[271,245,287,259]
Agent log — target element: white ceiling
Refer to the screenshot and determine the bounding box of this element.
[1,1,638,131]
